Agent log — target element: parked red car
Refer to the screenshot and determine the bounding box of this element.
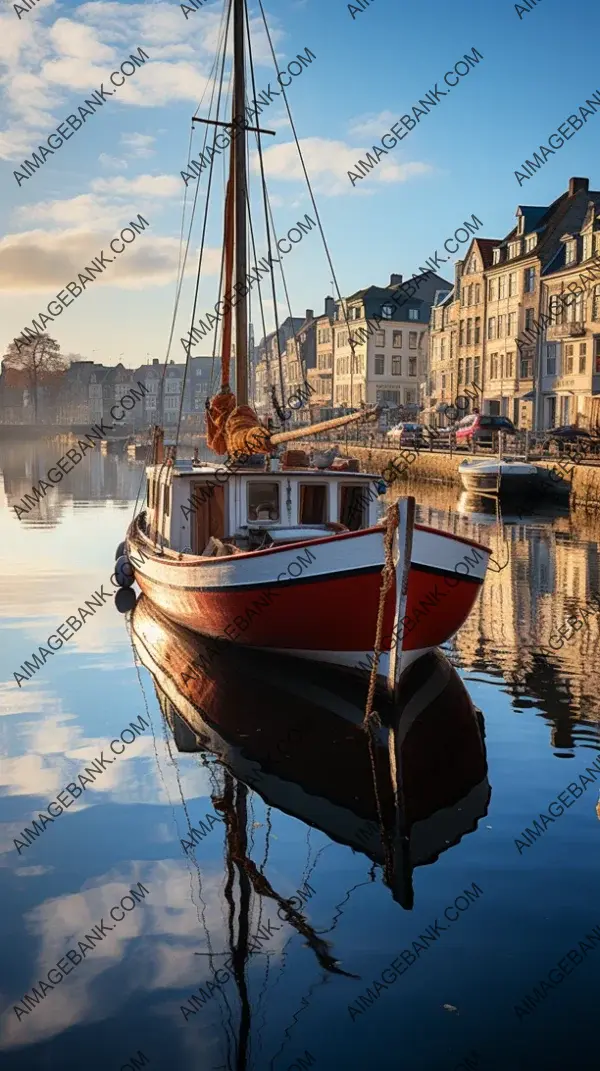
[454,413,516,447]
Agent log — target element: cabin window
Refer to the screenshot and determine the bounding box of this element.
[339,485,366,531]
[248,482,280,522]
[299,484,327,524]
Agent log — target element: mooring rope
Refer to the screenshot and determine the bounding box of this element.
[363,504,397,731]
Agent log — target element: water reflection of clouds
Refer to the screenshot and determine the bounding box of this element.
[0,709,217,854]
[0,860,289,1052]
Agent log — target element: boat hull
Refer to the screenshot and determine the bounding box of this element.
[127,518,489,675]
[458,461,540,498]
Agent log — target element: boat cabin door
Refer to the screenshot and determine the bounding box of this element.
[191,483,225,553]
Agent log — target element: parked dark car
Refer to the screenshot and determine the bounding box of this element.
[454,413,516,448]
[542,425,600,456]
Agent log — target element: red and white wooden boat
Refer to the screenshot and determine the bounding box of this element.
[120,0,491,681]
[125,457,490,684]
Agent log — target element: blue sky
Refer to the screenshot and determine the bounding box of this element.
[1,0,599,367]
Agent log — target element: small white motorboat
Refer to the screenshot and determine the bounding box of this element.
[458,459,540,498]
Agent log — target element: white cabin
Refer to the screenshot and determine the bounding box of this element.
[143,458,384,556]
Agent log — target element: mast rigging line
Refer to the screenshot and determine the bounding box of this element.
[244,0,286,409]
[175,0,234,448]
[257,0,360,409]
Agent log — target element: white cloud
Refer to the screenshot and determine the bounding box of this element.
[348,111,398,139]
[120,132,155,157]
[91,174,181,198]
[256,136,433,195]
[0,226,215,291]
[98,152,128,170]
[0,0,290,161]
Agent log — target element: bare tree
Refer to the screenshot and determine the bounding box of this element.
[2,335,67,422]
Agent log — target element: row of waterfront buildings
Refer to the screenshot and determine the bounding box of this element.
[3,175,600,433]
[0,357,218,429]
[253,175,600,431]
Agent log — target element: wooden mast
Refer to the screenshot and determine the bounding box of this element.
[233,0,248,405]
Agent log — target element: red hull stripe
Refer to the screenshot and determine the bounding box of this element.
[137,562,482,653]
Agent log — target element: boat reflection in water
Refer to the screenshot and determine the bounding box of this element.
[131,595,490,910]
[456,490,568,525]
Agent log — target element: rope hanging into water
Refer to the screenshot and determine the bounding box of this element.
[363,505,397,730]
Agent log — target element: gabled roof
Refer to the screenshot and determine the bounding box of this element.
[473,238,502,269]
[517,206,547,232]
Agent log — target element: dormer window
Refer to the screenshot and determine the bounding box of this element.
[583,233,593,260]
[382,305,393,319]
[524,234,537,252]
[508,240,522,259]
[565,240,577,265]
[517,214,525,236]
[408,308,419,320]
[493,248,501,265]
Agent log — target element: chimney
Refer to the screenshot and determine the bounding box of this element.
[569,177,589,197]
[455,259,464,288]
[152,358,159,365]
[324,296,335,318]
[390,273,402,286]
[305,308,314,322]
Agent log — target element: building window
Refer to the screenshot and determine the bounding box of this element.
[579,342,587,373]
[488,317,496,340]
[583,233,593,260]
[493,248,501,265]
[459,320,465,345]
[409,331,418,349]
[509,240,522,258]
[392,355,402,375]
[466,319,473,345]
[393,330,402,348]
[525,234,537,253]
[525,308,534,332]
[508,311,517,337]
[549,294,564,325]
[408,308,419,320]
[524,267,536,293]
[498,276,506,300]
[382,305,393,319]
[546,343,557,376]
[565,343,574,374]
[457,358,464,384]
[441,338,447,360]
[593,286,600,321]
[595,338,600,374]
[465,357,472,384]
[474,317,481,344]
[408,356,417,376]
[488,278,496,301]
[498,314,504,337]
[375,330,385,346]
[565,241,577,265]
[490,354,498,380]
[506,353,513,378]
[508,272,517,297]
[520,356,533,378]
[473,357,480,383]
[374,354,384,375]
[475,284,481,304]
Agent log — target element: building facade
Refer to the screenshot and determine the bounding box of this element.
[334,272,451,419]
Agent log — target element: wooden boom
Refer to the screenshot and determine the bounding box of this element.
[270,406,380,445]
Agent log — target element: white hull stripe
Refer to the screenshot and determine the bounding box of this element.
[130,526,489,592]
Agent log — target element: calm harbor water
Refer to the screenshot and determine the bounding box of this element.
[2,437,600,1071]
